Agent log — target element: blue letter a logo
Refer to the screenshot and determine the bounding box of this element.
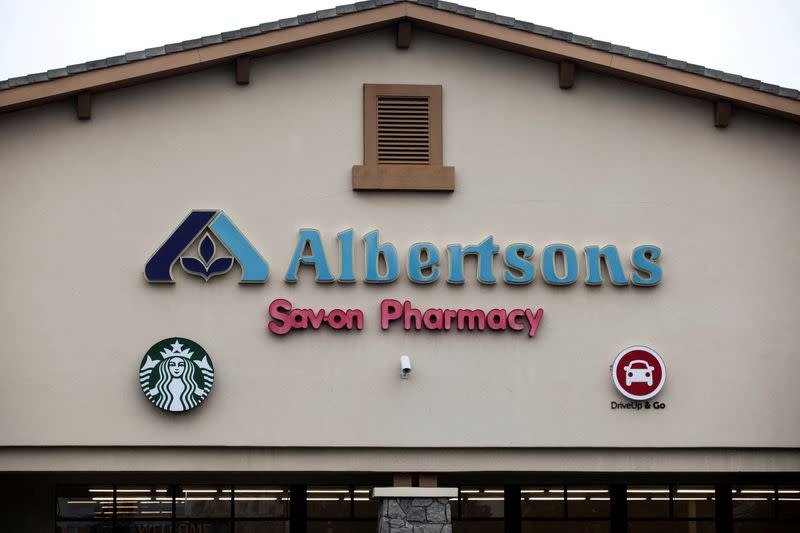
[145,210,269,283]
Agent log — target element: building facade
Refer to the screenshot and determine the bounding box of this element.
[0,2,799,532]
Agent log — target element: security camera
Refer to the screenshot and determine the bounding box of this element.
[400,355,411,379]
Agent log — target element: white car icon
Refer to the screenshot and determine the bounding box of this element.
[624,360,654,386]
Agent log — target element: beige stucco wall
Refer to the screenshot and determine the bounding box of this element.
[1,27,799,455]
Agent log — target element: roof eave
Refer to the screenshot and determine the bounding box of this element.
[1,1,799,123]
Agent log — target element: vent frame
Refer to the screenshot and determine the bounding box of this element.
[354,83,454,191]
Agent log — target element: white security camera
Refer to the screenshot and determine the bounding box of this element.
[400,355,411,379]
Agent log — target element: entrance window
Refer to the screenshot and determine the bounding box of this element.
[57,485,113,520]
[306,486,377,533]
[234,486,290,532]
[521,485,610,533]
[733,485,800,532]
[56,485,290,533]
[56,485,113,533]
[628,485,715,533]
[114,485,173,533]
[452,486,504,533]
[176,485,230,518]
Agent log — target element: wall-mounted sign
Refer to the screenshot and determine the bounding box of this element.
[266,298,544,337]
[145,211,662,287]
[145,210,268,283]
[139,338,215,412]
[611,345,666,401]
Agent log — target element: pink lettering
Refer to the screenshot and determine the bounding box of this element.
[457,309,486,330]
[308,308,326,328]
[268,299,364,334]
[507,309,525,331]
[486,309,507,330]
[268,298,292,334]
[404,300,422,330]
[423,309,444,329]
[443,309,457,330]
[525,308,544,337]
[380,299,402,329]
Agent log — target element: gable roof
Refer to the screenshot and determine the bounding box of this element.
[2,0,799,122]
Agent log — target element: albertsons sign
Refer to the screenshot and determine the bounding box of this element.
[145,210,662,287]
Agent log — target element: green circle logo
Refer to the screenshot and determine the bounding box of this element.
[139,338,214,412]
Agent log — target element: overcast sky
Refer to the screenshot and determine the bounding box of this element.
[1,0,798,89]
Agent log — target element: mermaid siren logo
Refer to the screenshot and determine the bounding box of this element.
[139,338,215,412]
[145,210,268,283]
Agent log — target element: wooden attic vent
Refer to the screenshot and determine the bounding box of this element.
[377,95,431,164]
[353,84,455,191]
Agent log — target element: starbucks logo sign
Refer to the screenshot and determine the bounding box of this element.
[139,338,214,412]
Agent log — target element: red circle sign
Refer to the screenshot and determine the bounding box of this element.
[612,346,665,400]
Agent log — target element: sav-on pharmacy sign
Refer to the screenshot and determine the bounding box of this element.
[145,210,663,286]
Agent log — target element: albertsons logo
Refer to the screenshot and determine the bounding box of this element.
[145,210,268,283]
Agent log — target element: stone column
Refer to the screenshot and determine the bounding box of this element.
[372,487,457,533]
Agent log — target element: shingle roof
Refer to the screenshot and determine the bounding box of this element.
[1,0,798,101]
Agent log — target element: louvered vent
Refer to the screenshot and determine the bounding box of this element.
[377,96,430,165]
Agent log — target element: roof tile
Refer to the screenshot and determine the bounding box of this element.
[436,1,459,13]
[608,44,630,55]
[778,87,799,99]
[455,5,476,16]
[239,25,261,37]
[258,21,280,32]
[720,72,742,84]
[335,4,357,14]
[666,58,687,70]
[200,35,223,46]
[474,10,496,22]
[354,1,377,10]
[163,43,183,54]
[316,8,339,19]
[46,68,68,79]
[511,20,536,33]
[704,68,726,81]
[105,55,127,66]
[7,76,29,88]
[85,59,109,70]
[685,63,705,75]
[740,77,761,89]
[551,29,573,41]
[571,35,592,46]
[66,63,88,74]
[145,46,166,58]
[759,82,781,95]
[26,72,49,83]
[646,53,668,65]
[278,17,300,28]
[531,24,553,36]
[494,15,515,26]
[221,30,243,41]
[297,13,319,24]
[124,50,147,61]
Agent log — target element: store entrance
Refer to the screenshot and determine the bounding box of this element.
[52,478,800,533]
